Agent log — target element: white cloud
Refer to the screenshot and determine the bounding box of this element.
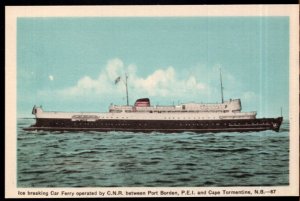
[105,58,124,81]
[242,91,257,101]
[185,76,206,90]
[49,75,54,81]
[38,58,248,110]
[49,58,211,102]
[131,66,212,99]
[134,67,176,96]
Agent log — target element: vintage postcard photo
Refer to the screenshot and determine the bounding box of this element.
[5,5,299,198]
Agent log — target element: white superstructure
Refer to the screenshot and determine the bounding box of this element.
[33,98,257,121]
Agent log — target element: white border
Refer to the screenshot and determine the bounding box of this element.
[5,5,299,198]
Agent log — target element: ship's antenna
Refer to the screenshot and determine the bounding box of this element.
[114,73,129,106]
[280,107,282,117]
[219,68,224,103]
[125,73,129,106]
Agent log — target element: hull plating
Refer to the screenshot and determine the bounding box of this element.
[24,117,283,133]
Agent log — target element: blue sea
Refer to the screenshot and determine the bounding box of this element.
[17,118,289,187]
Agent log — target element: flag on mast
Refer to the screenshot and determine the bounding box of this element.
[114,76,121,84]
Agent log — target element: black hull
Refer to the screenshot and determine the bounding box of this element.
[24,117,283,133]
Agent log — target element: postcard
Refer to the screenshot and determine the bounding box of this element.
[5,5,299,198]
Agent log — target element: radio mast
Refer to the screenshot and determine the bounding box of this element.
[219,68,224,103]
[125,73,129,106]
[114,73,129,106]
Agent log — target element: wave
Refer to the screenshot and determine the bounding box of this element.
[17,119,289,187]
[280,128,290,132]
[20,170,57,174]
[140,161,160,165]
[202,147,252,152]
[73,150,100,155]
[60,169,83,174]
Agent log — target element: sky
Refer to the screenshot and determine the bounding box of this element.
[17,17,289,118]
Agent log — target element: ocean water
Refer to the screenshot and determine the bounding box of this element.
[17,118,289,187]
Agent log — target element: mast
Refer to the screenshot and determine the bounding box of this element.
[219,68,224,103]
[114,73,129,106]
[125,73,129,106]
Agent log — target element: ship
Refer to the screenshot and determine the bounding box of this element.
[24,70,283,133]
